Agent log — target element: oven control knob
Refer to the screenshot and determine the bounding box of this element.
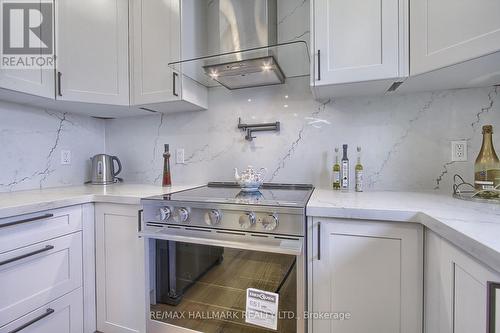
[239,212,256,229]
[173,207,190,223]
[159,207,171,222]
[262,214,279,231]
[205,209,222,225]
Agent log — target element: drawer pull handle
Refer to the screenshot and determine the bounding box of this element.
[0,213,54,229]
[138,209,143,234]
[0,245,54,267]
[317,50,321,81]
[317,222,321,260]
[8,308,55,333]
[173,72,179,97]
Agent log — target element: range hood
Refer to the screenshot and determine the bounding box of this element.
[169,0,310,90]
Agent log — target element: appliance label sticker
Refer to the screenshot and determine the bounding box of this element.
[245,288,279,330]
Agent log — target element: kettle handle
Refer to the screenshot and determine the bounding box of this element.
[112,156,122,177]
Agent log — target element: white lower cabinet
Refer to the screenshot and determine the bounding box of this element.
[309,218,423,333]
[424,230,500,333]
[95,203,146,333]
[0,288,83,333]
[0,232,83,327]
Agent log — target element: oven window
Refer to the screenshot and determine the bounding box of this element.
[153,240,298,333]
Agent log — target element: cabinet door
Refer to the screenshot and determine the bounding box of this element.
[313,0,402,85]
[0,232,83,327]
[0,288,83,333]
[311,219,422,333]
[130,0,180,105]
[411,0,500,75]
[95,204,146,333]
[0,0,55,98]
[55,0,129,105]
[425,231,500,333]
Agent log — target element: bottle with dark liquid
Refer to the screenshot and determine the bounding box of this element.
[341,144,349,190]
[162,144,172,187]
[474,125,500,198]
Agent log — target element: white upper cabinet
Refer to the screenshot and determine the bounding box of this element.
[130,0,180,105]
[130,0,207,112]
[55,0,129,105]
[0,0,55,98]
[0,68,54,99]
[411,0,500,76]
[311,0,408,96]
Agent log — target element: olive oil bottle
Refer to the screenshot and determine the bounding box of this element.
[475,125,500,198]
[333,147,341,190]
[355,146,364,192]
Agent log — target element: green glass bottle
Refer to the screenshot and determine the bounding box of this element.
[474,125,500,198]
[355,146,364,192]
[333,147,341,190]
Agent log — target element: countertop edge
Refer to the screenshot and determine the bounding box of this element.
[2,186,499,275]
[307,205,500,274]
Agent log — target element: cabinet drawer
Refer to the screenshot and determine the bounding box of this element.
[0,205,82,253]
[0,288,83,333]
[0,232,83,327]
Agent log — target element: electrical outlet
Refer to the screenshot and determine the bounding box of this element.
[61,150,71,165]
[176,148,185,164]
[451,140,468,162]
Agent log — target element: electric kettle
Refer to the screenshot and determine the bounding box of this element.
[89,154,122,185]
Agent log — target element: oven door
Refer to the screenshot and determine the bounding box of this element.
[144,227,305,333]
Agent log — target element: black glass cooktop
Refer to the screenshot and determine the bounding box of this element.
[146,182,314,208]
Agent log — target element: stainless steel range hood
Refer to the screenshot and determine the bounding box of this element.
[204,0,284,89]
[169,0,310,90]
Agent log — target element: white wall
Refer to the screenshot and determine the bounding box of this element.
[105,78,499,192]
[0,101,105,192]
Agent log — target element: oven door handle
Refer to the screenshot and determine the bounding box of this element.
[140,228,303,256]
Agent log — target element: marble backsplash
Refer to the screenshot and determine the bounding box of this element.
[105,78,499,192]
[0,102,105,192]
[0,80,497,193]
[1,0,498,194]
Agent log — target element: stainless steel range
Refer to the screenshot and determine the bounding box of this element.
[140,182,313,333]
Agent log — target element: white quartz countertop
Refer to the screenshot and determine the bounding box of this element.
[0,184,199,219]
[1,184,500,273]
[308,190,500,273]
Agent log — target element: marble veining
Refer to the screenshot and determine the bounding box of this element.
[433,86,499,189]
[0,102,104,192]
[269,98,332,181]
[366,92,439,188]
[106,79,499,193]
